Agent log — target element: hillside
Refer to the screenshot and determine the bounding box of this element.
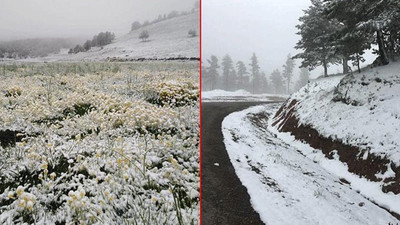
[272,62,400,215]
[41,11,199,62]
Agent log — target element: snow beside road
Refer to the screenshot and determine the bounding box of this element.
[222,104,400,225]
[202,89,287,102]
[290,62,400,166]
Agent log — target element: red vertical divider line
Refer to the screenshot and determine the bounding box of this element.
[199,0,203,224]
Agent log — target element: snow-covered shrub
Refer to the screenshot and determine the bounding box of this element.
[0,61,199,225]
[144,80,199,107]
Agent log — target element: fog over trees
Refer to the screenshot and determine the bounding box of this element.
[69,31,115,54]
[202,53,309,94]
[203,0,400,94]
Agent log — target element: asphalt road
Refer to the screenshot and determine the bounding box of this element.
[202,101,279,225]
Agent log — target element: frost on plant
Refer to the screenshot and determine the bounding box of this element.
[0,62,199,225]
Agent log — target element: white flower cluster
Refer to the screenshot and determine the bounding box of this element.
[8,186,36,211]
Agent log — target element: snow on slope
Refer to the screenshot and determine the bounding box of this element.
[41,11,199,62]
[289,62,400,166]
[222,104,400,225]
[202,89,287,102]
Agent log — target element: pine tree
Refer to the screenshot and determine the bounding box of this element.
[322,1,374,69]
[270,69,284,94]
[295,68,310,90]
[231,68,237,91]
[83,40,92,51]
[260,72,269,93]
[201,62,210,91]
[294,0,340,77]
[236,61,249,91]
[249,53,261,94]
[282,54,295,94]
[221,54,234,91]
[207,55,220,90]
[324,0,400,65]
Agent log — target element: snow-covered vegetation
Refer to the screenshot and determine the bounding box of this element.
[0,61,199,225]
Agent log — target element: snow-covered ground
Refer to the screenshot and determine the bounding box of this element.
[202,89,287,102]
[222,104,400,225]
[0,62,199,224]
[33,11,199,62]
[280,62,400,167]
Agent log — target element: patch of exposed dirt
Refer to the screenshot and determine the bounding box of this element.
[0,130,25,148]
[273,100,400,195]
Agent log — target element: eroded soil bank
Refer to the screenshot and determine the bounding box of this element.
[273,99,400,195]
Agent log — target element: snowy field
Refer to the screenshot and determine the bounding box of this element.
[202,89,287,102]
[222,104,400,225]
[34,12,199,62]
[0,62,199,224]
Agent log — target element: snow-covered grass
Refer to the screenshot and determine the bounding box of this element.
[36,11,199,62]
[0,62,199,224]
[222,104,400,224]
[202,89,287,102]
[289,62,400,166]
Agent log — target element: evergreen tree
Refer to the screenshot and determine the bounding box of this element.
[236,61,249,91]
[270,69,284,94]
[249,53,261,94]
[323,0,376,70]
[231,68,238,91]
[207,55,220,90]
[201,63,210,91]
[282,54,295,94]
[72,45,85,54]
[294,0,340,77]
[221,54,234,91]
[324,0,400,65]
[295,68,310,90]
[260,71,269,93]
[83,40,92,51]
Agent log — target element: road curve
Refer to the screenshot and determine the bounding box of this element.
[201,101,280,225]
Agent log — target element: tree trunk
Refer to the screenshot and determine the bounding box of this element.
[323,60,328,77]
[389,30,397,61]
[357,55,361,73]
[252,78,255,94]
[342,57,349,74]
[377,30,389,65]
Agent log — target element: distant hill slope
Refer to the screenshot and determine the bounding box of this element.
[0,38,79,59]
[42,11,199,62]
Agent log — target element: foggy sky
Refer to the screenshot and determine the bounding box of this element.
[202,0,374,79]
[0,0,195,41]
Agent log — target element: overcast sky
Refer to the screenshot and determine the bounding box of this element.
[202,0,374,78]
[0,0,195,41]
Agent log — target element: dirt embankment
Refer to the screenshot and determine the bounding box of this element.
[273,99,400,195]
